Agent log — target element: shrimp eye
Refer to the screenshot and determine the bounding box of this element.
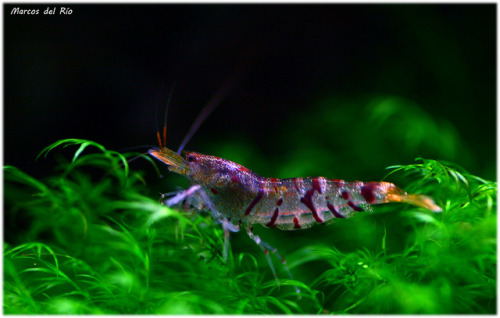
[186,154,197,163]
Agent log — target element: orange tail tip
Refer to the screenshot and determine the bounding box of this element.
[387,193,442,212]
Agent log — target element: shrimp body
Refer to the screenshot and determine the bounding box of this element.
[149,148,442,232]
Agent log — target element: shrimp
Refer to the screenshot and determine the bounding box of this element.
[149,148,442,231]
[148,87,442,294]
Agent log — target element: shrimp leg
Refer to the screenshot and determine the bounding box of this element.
[246,225,301,296]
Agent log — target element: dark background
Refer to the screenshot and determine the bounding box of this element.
[3,6,497,312]
[4,4,496,181]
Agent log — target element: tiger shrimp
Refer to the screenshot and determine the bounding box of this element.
[148,88,442,294]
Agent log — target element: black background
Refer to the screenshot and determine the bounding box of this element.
[4,4,496,179]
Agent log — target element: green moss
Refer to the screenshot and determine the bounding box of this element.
[4,97,496,313]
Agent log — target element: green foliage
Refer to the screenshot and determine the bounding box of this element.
[4,94,496,315]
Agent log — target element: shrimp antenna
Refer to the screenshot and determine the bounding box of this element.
[156,82,176,149]
[177,80,236,154]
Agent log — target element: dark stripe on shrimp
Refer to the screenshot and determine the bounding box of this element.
[270,178,279,194]
[341,191,352,200]
[348,201,364,212]
[231,174,240,183]
[293,217,301,229]
[313,177,322,194]
[293,178,301,193]
[245,183,264,216]
[327,202,346,218]
[266,208,279,228]
[300,178,324,223]
[361,183,377,204]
